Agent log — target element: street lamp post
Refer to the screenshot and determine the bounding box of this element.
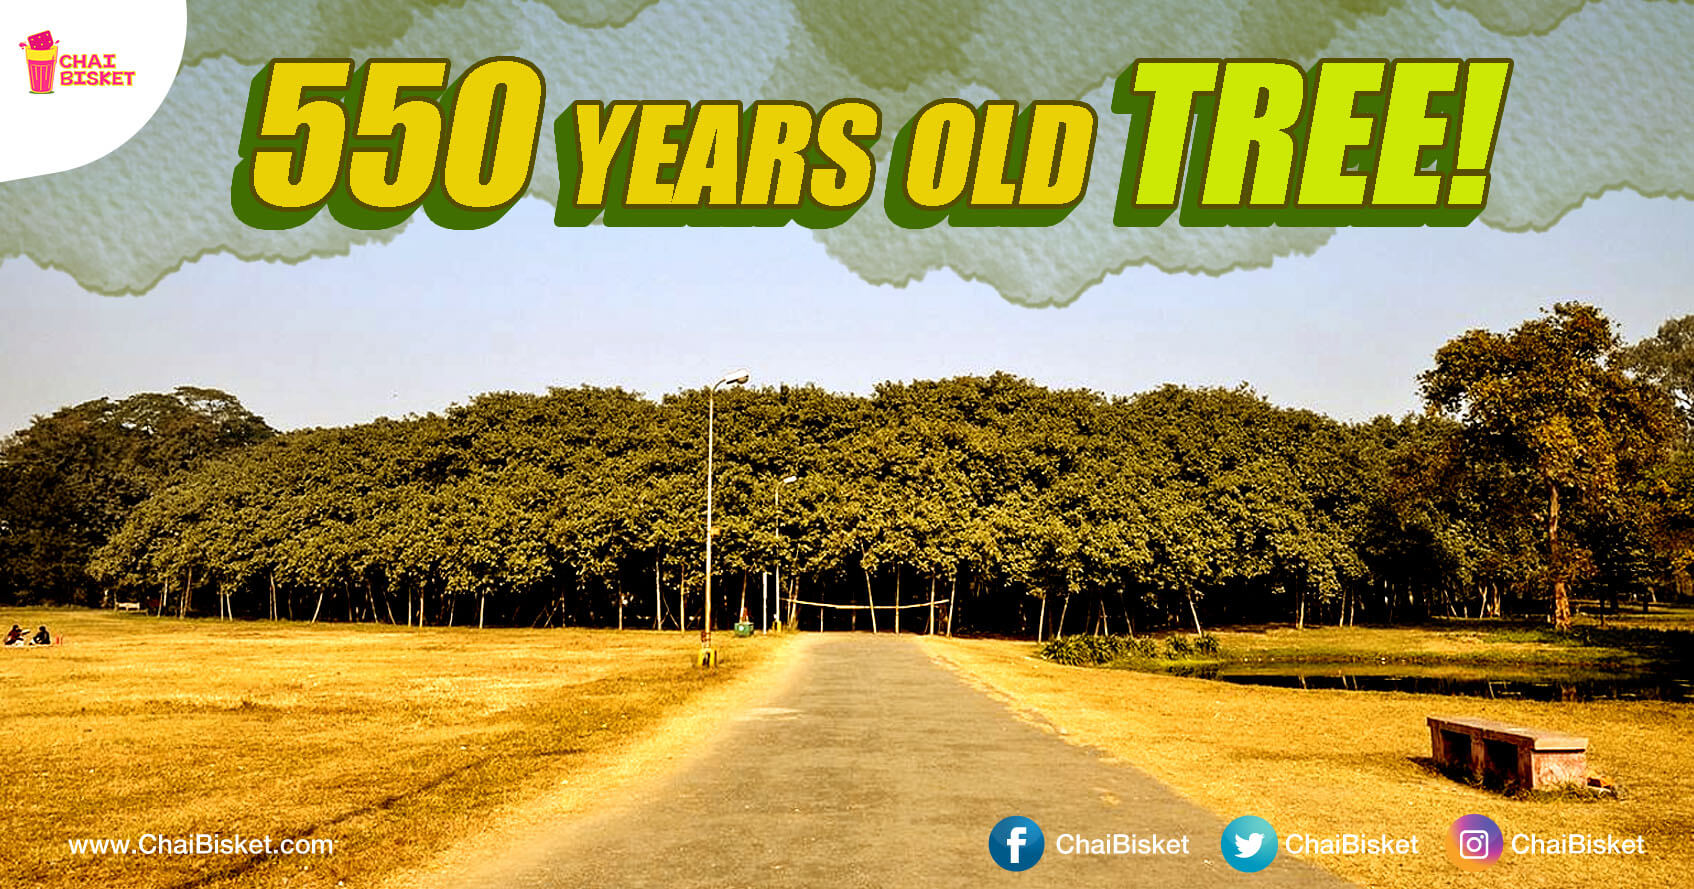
[772,474,797,633]
[701,368,749,665]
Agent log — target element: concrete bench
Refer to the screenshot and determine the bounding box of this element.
[1427,715,1587,790]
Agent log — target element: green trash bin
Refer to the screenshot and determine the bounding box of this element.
[734,621,754,637]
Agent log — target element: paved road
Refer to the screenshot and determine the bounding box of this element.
[463,635,1352,888]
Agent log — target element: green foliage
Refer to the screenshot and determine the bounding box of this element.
[6,305,1686,631]
[1619,314,1694,440]
[1037,634,1148,666]
[0,388,273,604]
[1037,635,1097,666]
[1420,303,1677,628]
[1037,633,1219,666]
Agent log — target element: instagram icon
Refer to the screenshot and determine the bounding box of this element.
[1446,814,1503,870]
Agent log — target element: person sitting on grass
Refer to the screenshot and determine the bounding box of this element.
[4,625,23,646]
[30,626,51,646]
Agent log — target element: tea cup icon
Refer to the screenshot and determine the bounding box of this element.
[19,30,58,94]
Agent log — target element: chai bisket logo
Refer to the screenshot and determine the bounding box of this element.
[0,1,184,185]
[17,29,136,94]
[18,30,55,94]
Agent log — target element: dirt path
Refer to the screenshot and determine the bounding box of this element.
[455,635,1353,888]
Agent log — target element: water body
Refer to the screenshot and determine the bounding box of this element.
[1175,665,1693,703]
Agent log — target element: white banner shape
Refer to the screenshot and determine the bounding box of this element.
[0,1,186,183]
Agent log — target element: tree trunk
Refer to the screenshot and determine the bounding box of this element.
[479,593,486,629]
[862,564,879,634]
[310,588,325,623]
[1187,590,1203,635]
[180,566,192,619]
[946,575,957,637]
[1057,594,1071,639]
[269,574,279,621]
[1549,482,1573,631]
[893,568,901,634]
[1036,595,1047,642]
[927,576,937,635]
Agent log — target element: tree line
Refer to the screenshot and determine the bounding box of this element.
[1,304,1689,636]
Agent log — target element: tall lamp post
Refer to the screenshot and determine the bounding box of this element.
[771,474,797,632]
[701,368,749,666]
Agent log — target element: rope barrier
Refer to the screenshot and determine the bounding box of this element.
[784,598,947,610]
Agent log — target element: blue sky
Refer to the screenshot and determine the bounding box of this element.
[1,190,1689,434]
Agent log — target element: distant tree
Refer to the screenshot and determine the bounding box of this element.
[1419,303,1673,630]
[1619,314,1694,439]
[0,387,273,605]
[1636,448,1694,601]
[1616,315,1694,602]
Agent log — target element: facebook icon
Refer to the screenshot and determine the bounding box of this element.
[988,816,1045,871]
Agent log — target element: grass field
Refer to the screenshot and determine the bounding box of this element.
[1203,620,1688,671]
[0,607,791,889]
[923,630,1693,889]
[1082,610,1694,675]
[1577,602,1694,632]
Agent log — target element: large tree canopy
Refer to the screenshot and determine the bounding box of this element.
[0,387,274,604]
[1419,303,1675,629]
[5,305,1689,635]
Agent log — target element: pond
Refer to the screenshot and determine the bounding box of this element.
[1173,664,1693,703]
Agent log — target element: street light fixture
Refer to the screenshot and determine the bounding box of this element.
[770,474,798,633]
[701,368,749,667]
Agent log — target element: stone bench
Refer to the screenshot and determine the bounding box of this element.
[1427,715,1588,790]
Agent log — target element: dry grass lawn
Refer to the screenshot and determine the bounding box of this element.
[0,607,792,889]
[922,635,1693,889]
[1206,624,1654,669]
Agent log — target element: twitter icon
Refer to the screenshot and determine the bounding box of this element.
[1221,815,1278,873]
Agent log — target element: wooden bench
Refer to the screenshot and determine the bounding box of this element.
[115,601,143,613]
[1427,715,1587,790]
